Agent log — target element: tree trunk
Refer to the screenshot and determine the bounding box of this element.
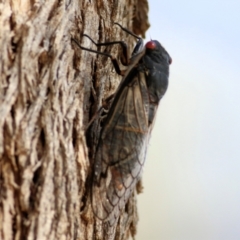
[0,0,149,239]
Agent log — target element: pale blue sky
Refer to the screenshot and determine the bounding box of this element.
[137,1,240,240]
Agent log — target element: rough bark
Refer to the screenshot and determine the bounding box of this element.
[0,0,149,239]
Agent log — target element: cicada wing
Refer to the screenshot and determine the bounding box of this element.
[92,71,150,223]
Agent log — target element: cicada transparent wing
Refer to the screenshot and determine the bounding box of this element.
[92,69,150,225]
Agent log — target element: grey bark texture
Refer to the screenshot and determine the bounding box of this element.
[0,0,150,239]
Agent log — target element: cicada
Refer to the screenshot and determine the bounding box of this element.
[72,23,171,225]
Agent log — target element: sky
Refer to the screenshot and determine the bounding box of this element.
[137,1,240,240]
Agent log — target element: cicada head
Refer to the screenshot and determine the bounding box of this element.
[145,40,172,66]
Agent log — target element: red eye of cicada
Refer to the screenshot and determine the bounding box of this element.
[146,41,156,49]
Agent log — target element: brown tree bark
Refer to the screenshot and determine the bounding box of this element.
[0,0,149,239]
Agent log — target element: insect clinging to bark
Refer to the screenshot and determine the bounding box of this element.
[72,23,171,226]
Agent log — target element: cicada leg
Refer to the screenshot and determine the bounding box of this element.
[71,37,126,76]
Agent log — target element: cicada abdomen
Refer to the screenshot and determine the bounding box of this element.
[72,24,171,226]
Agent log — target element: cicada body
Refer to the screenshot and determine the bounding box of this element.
[72,25,171,225]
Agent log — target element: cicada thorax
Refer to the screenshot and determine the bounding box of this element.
[71,23,171,226]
